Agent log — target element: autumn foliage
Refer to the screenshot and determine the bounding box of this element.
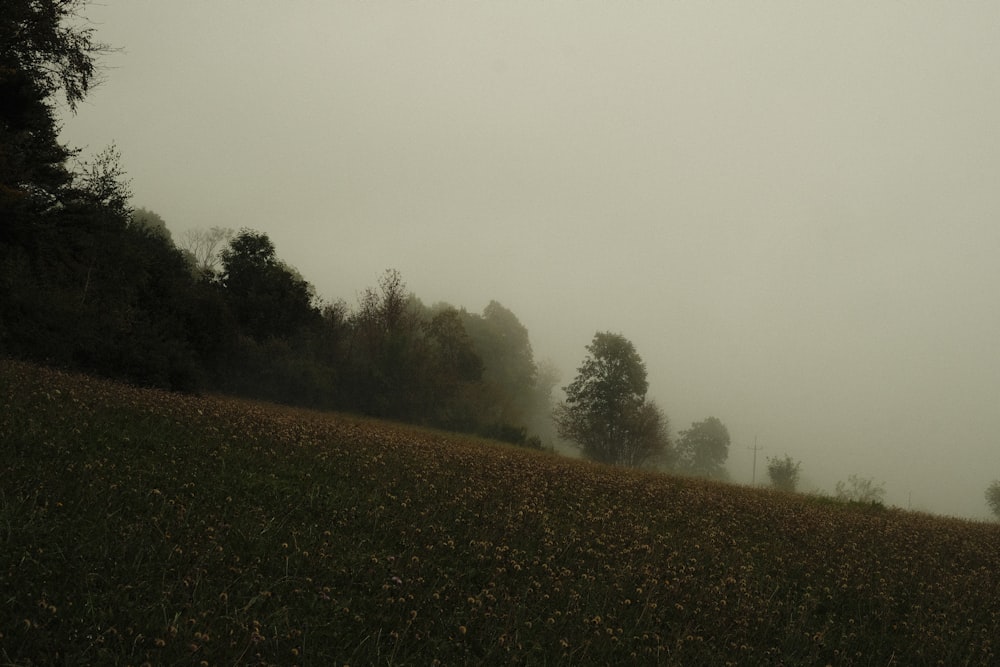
[2,359,999,665]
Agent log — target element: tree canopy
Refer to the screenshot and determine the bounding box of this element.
[986,481,1000,520]
[767,454,802,492]
[1,0,107,239]
[835,474,886,505]
[555,332,670,468]
[676,417,731,479]
[218,229,318,340]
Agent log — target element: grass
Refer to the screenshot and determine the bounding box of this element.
[2,358,999,665]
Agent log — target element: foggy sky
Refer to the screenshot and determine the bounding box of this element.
[61,2,1000,519]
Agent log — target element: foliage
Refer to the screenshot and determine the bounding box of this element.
[218,229,319,341]
[675,416,730,479]
[985,480,1000,520]
[0,0,108,231]
[767,454,802,492]
[130,206,171,241]
[555,332,669,467]
[0,0,107,111]
[3,359,1000,665]
[835,474,886,506]
[0,1,204,390]
[177,225,233,277]
[345,269,428,419]
[461,300,539,427]
[422,306,485,427]
[0,0,559,446]
[72,143,132,217]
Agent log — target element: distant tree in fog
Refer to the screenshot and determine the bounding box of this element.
[986,481,1000,520]
[835,474,885,505]
[178,226,234,277]
[130,207,171,241]
[461,300,538,428]
[675,417,730,479]
[554,332,670,468]
[767,454,801,492]
[347,269,429,419]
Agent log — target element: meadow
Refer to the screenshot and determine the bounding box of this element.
[2,359,998,666]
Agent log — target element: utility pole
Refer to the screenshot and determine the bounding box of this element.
[748,436,764,486]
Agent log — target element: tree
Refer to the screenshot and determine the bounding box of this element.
[218,229,318,340]
[523,358,561,446]
[619,399,674,469]
[1,0,106,112]
[72,144,131,218]
[178,226,234,278]
[421,306,485,428]
[0,2,211,391]
[425,307,483,384]
[554,332,669,468]
[462,300,538,428]
[767,454,801,492]
[835,474,885,505]
[676,417,730,479]
[1,0,110,235]
[346,269,429,419]
[985,481,1000,520]
[130,207,171,241]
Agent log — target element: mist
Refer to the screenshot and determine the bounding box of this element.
[61,1,1000,519]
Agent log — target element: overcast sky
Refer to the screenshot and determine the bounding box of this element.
[61,1,1000,519]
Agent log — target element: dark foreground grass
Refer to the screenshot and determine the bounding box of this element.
[2,360,999,666]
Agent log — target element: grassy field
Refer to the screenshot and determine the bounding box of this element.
[2,359,999,666]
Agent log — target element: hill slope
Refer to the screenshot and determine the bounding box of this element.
[2,359,998,665]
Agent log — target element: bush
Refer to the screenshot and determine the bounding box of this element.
[835,474,886,506]
[767,454,801,492]
[986,480,1000,520]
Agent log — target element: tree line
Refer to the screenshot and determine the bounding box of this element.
[17,2,978,513]
[0,0,741,470]
[0,0,558,446]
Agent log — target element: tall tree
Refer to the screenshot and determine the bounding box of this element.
[462,300,538,428]
[218,229,318,341]
[346,269,429,419]
[767,454,802,492]
[177,226,233,277]
[555,332,669,467]
[130,207,171,241]
[422,306,484,428]
[0,2,213,390]
[676,417,730,479]
[1,0,108,236]
[985,481,1000,520]
[1,0,110,357]
[618,399,674,469]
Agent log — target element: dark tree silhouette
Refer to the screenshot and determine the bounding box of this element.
[555,332,669,467]
[676,417,730,479]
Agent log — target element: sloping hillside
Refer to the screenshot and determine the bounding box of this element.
[2,359,998,665]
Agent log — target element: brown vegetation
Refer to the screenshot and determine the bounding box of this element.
[2,359,999,665]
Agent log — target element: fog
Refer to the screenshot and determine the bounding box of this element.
[61,2,1000,519]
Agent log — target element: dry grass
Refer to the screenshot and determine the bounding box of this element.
[2,359,998,665]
